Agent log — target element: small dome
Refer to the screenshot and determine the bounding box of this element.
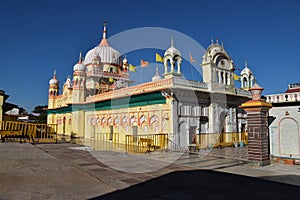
[202,39,230,63]
[152,66,161,81]
[49,71,59,85]
[164,38,181,57]
[49,79,59,85]
[73,63,85,71]
[73,52,86,71]
[241,67,252,75]
[241,61,253,76]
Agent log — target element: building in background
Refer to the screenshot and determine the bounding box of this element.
[265,83,300,161]
[47,22,255,148]
[0,90,24,122]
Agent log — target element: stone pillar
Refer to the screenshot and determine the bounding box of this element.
[240,83,272,166]
[177,62,181,74]
[164,63,168,74]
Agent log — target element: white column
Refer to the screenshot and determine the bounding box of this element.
[171,61,174,73]
[164,62,168,74]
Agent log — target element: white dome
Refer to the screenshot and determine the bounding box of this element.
[73,63,85,71]
[164,46,181,57]
[164,38,181,57]
[152,74,161,81]
[152,67,161,81]
[203,44,224,62]
[73,52,85,71]
[241,61,252,76]
[84,22,122,66]
[49,71,59,85]
[49,78,59,85]
[241,67,252,76]
[84,45,121,66]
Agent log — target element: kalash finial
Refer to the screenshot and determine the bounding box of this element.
[171,36,174,47]
[211,37,214,45]
[103,20,107,39]
[53,69,57,79]
[79,51,83,64]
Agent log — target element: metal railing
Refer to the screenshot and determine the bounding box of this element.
[94,132,119,143]
[0,121,58,143]
[196,132,247,149]
[125,133,168,153]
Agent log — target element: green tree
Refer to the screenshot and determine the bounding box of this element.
[32,105,48,124]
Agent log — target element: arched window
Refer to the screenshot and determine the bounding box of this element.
[221,71,224,84]
[243,77,248,88]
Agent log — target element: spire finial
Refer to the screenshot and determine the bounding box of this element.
[211,37,214,45]
[79,51,83,63]
[221,41,224,47]
[53,69,56,79]
[245,59,248,68]
[216,38,219,44]
[156,65,159,75]
[103,20,107,39]
[171,36,174,47]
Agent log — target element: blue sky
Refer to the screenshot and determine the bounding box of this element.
[0,0,300,112]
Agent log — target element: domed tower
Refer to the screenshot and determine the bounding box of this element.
[201,39,234,86]
[48,70,59,109]
[240,60,255,90]
[84,21,130,95]
[163,38,182,78]
[73,52,86,103]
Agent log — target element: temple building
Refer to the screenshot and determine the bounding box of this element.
[47,22,255,148]
[265,83,300,161]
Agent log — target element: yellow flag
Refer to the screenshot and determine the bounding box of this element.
[129,64,137,72]
[109,77,115,83]
[155,53,164,63]
[234,73,241,81]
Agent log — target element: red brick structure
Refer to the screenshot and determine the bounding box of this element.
[240,84,272,166]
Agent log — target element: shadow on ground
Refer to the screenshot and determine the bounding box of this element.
[90,170,300,200]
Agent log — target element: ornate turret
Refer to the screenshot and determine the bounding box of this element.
[48,70,59,109]
[240,60,255,90]
[163,37,182,78]
[201,38,234,86]
[73,52,85,72]
[49,70,59,96]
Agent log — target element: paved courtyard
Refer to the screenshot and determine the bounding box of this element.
[0,142,300,199]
